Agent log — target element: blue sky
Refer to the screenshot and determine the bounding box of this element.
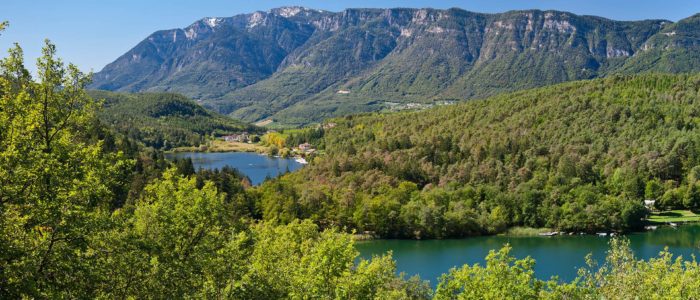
[2,0,700,74]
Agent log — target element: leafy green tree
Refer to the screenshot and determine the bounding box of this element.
[216,220,430,299]
[644,178,664,200]
[435,245,546,299]
[688,165,700,183]
[0,38,131,298]
[660,187,685,210]
[684,183,700,210]
[91,168,235,298]
[576,239,700,299]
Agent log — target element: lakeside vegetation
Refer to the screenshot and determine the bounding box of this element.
[253,74,700,239]
[501,227,554,237]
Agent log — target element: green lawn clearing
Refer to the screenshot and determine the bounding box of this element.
[648,210,700,224]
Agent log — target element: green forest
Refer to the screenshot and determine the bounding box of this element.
[91,90,260,149]
[253,73,700,239]
[4,23,700,299]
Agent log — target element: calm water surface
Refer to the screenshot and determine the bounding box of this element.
[166,152,303,185]
[357,225,700,286]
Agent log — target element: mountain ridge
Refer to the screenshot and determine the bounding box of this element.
[90,7,698,125]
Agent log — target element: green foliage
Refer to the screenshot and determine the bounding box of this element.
[89,168,238,298]
[434,239,700,299]
[575,239,700,299]
[93,194,429,298]
[227,220,429,299]
[254,74,700,237]
[0,40,133,298]
[435,245,544,299]
[91,90,258,149]
[0,38,426,298]
[0,36,423,299]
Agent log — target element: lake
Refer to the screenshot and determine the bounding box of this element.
[166,152,304,185]
[357,225,700,286]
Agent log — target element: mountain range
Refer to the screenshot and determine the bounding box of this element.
[90,7,700,126]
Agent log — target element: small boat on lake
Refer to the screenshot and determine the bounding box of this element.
[597,232,608,237]
[295,157,308,164]
[538,232,558,237]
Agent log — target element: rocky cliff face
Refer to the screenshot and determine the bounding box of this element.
[92,7,327,98]
[91,7,699,125]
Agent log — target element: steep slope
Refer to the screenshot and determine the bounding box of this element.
[215,8,670,125]
[91,8,327,99]
[256,9,672,125]
[254,74,700,238]
[92,7,700,125]
[90,91,258,149]
[618,13,700,73]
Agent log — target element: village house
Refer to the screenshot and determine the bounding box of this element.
[644,199,656,210]
[298,142,313,152]
[223,132,249,143]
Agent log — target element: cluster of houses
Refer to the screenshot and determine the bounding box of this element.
[293,143,315,165]
[222,132,249,143]
[296,142,315,154]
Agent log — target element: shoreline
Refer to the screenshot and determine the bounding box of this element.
[169,140,271,154]
[353,221,700,242]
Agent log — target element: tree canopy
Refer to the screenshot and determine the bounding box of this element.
[254,74,700,238]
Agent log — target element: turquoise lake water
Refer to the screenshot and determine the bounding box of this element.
[357,225,700,286]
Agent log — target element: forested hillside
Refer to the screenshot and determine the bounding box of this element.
[255,74,700,238]
[0,37,425,298]
[6,23,700,299]
[90,90,258,149]
[91,7,700,125]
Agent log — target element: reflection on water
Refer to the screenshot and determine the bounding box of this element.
[357,225,700,286]
[635,224,700,248]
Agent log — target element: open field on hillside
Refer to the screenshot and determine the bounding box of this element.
[648,210,700,224]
